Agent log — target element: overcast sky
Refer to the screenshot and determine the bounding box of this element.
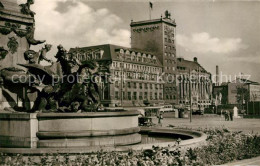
[25,0,260,82]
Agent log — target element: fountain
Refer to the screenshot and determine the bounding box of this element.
[0,0,206,154]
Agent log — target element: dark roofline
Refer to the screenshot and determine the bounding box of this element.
[70,44,157,55]
[131,18,176,27]
[69,44,163,67]
[235,78,260,85]
[177,57,211,75]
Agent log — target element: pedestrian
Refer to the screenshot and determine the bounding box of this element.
[224,110,229,121]
[158,113,163,125]
[229,109,233,121]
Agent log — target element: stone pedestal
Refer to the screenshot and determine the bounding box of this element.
[0,113,38,148]
[233,106,238,118]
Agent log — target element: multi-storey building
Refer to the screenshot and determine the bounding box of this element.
[176,57,212,110]
[213,78,260,105]
[70,11,212,108]
[130,11,177,105]
[70,44,164,107]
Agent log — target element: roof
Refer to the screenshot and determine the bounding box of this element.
[233,78,260,85]
[69,44,163,67]
[131,18,176,27]
[176,58,211,75]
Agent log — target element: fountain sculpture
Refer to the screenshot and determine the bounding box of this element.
[0,0,141,149]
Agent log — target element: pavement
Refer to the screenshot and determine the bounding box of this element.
[153,114,260,134]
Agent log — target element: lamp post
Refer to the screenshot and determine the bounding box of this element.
[189,69,192,123]
[120,57,124,107]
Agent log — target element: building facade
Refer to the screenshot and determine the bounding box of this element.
[213,78,260,105]
[176,57,212,110]
[70,44,164,107]
[70,11,212,108]
[130,12,178,104]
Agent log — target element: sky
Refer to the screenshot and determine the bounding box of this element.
[19,0,260,83]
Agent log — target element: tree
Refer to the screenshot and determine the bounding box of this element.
[220,87,228,105]
[236,85,249,110]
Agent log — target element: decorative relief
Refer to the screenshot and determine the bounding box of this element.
[0,27,12,35]
[7,37,18,54]
[0,47,8,60]
[133,26,159,33]
[0,22,27,37]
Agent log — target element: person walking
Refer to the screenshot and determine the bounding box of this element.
[157,113,163,126]
[229,109,233,121]
[224,110,229,121]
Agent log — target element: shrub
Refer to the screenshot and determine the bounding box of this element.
[0,128,259,165]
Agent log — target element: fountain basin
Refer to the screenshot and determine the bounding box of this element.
[0,111,207,154]
[0,111,141,148]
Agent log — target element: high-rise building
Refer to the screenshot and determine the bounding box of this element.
[130,10,177,104]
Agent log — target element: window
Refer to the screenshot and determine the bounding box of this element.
[96,52,101,59]
[133,92,137,100]
[115,81,119,88]
[150,92,153,100]
[128,82,131,88]
[128,92,131,100]
[87,54,91,60]
[145,83,148,89]
[144,92,148,100]
[155,93,158,100]
[139,92,143,100]
[123,92,126,100]
[159,93,162,100]
[150,84,153,89]
[139,83,143,89]
[134,83,137,88]
[115,91,119,100]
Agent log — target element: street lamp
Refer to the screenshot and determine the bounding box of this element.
[189,69,192,123]
[119,56,124,107]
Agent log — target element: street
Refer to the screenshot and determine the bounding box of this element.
[153,114,260,134]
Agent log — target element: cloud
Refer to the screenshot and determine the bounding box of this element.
[30,0,130,51]
[176,32,247,54]
[229,52,260,63]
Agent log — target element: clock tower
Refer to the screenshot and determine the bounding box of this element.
[130,10,178,104]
